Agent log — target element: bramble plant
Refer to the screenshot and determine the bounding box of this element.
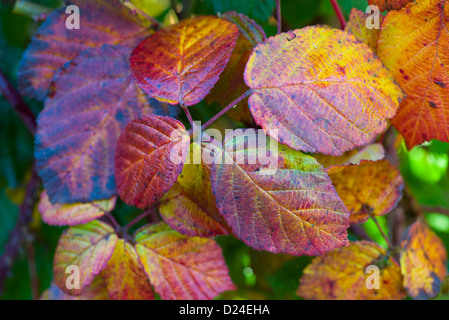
[0,0,448,301]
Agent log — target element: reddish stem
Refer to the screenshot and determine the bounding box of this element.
[276,0,282,34]
[371,216,393,250]
[124,206,160,233]
[329,0,346,30]
[0,69,36,134]
[201,89,253,131]
[182,105,194,126]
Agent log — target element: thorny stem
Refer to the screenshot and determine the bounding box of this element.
[276,0,282,34]
[105,212,121,232]
[329,0,346,30]
[199,89,253,132]
[0,69,36,135]
[123,0,162,30]
[371,215,394,250]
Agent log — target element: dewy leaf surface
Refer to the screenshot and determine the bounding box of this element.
[115,115,189,209]
[53,220,118,295]
[400,220,448,299]
[38,190,116,226]
[345,9,382,53]
[329,160,404,224]
[367,0,414,11]
[245,27,403,156]
[378,0,449,148]
[130,16,239,106]
[211,134,350,256]
[297,241,406,300]
[206,11,266,124]
[160,143,230,238]
[35,45,168,204]
[134,222,236,300]
[17,0,152,100]
[102,239,154,300]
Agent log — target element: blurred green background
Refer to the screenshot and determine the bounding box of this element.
[1,0,448,300]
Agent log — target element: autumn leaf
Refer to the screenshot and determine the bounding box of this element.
[130,16,239,106]
[38,190,116,226]
[115,115,189,209]
[134,222,236,300]
[40,277,110,300]
[102,239,154,300]
[378,0,449,148]
[17,0,153,100]
[35,45,174,205]
[328,160,404,224]
[297,241,406,300]
[244,27,403,156]
[314,143,385,170]
[210,133,350,256]
[345,9,382,53]
[160,143,230,238]
[53,220,118,295]
[367,0,414,11]
[400,220,448,299]
[206,12,266,124]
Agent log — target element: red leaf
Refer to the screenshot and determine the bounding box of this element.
[134,222,236,300]
[115,115,189,209]
[35,45,170,204]
[130,16,239,106]
[18,0,152,100]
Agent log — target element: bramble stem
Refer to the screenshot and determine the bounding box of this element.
[0,69,36,134]
[276,0,282,34]
[124,206,160,233]
[105,212,121,232]
[182,105,194,126]
[371,216,393,249]
[201,89,253,131]
[329,0,346,30]
[123,0,162,29]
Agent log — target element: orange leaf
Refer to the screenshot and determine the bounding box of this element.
[102,239,154,300]
[328,160,403,224]
[210,134,350,256]
[160,143,230,238]
[38,190,116,226]
[400,220,448,299]
[345,9,382,53]
[53,220,118,295]
[134,222,236,300]
[17,0,152,100]
[115,115,189,209]
[368,0,414,11]
[378,0,449,148]
[130,16,239,106]
[245,27,403,156]
[297,241,406,300]
[206,11,266,124]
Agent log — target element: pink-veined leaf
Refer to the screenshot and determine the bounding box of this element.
[130,16,239,106]
[244,27,403,156]
[53,220,118,295]
[134,222,236,300]
[115,115,189,209]
[210,133,350,256]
